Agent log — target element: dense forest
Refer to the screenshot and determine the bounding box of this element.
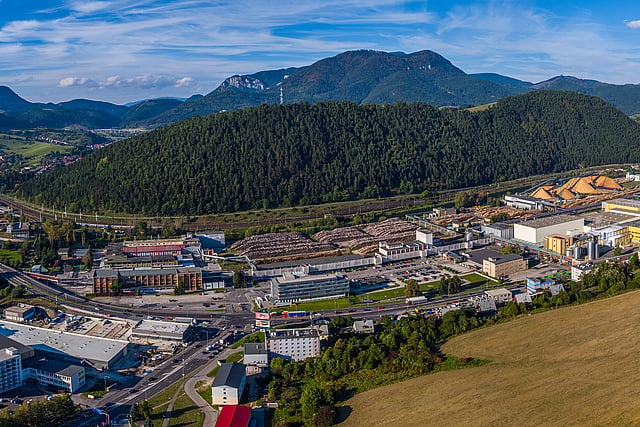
[15,91,640,216]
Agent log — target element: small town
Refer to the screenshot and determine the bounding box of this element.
[2,1,640,425]
[0,168,639,426]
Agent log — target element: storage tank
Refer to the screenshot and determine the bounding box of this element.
[587,241,598,260]
[573,245,583,260]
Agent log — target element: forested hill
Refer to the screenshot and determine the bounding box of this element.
[16,91,640,216]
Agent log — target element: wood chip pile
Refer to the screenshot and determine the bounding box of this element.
[313,218,421,250]
[229,231,336,259]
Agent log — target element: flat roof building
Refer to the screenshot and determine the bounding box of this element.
[103,254,178,269]
[603,196,640,216]
[482,223,514,240]
[0,321,128,370]
[484,288,513,304]
[252,254,375,279]
[482,254,527,279]
[377,240,428,262]
[93,267,203,294]
[0,347,22,393]
[243,342,268,367]
[267,329,320,362]
[270,273,349,306]
[131,320,193,343]
[3,304,36,322]
[526,277,556,295]
[514,214,584,245]
[122,238,185,256]
[22,358,85,393]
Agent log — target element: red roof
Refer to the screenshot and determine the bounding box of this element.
[123,244,184,254]
[215,405,251,427]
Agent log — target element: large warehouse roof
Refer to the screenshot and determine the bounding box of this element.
[0,321,128,369]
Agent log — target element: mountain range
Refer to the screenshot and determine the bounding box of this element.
[2,49,640,130]
[16,91,640,215]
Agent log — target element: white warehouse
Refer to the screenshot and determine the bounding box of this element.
[514,214,584,245]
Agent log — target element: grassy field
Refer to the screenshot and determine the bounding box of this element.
[467,102,497,112]
[196,380,213,405]
[340,289,640,426]
[167,390,205,427]
[0,133,74,164]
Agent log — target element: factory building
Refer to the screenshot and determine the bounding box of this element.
[543,235,573,255]
[482,223,514,240]
[93,267,203,294]
[602,196,640,217]
[103,254,178,269]
[122,238,185,256]
[0,321,128,370]
[504,195,555,211]
[270,273,349,306]
[514,215,584,245]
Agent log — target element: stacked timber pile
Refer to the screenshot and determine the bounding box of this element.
[312,226,371,248]
[313,218,421,250]
[429,206,535,226]
[229,232,336,259]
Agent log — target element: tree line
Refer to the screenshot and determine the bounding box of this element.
[267,311,486,426]
[16,91,640,216]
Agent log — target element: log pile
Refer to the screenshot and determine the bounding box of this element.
[229,232,336,259]
[313,218,421,250]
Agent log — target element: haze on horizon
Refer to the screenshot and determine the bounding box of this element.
[1,0,639,105]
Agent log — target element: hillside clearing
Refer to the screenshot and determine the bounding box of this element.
[340,290,640,426]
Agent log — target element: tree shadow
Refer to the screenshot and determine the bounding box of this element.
[334,405,352,424]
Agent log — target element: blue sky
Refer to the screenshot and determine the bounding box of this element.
[1,0,639,104]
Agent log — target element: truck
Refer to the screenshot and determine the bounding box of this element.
[218,332,234,345]
[406,296,428,306]
[283,311,306,318]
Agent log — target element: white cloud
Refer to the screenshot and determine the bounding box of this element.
[58,77,90,87]
[174,77,195,88]
[68,1,113,14]
[627,20,640,29]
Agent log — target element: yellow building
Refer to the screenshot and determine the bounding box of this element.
[627,223,640,243]
[482,254,527,279]
[543,235,573,255]
[603,197,640,216]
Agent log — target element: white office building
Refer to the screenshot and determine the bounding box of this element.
[22,359,85,393]
[0,347,22,393]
